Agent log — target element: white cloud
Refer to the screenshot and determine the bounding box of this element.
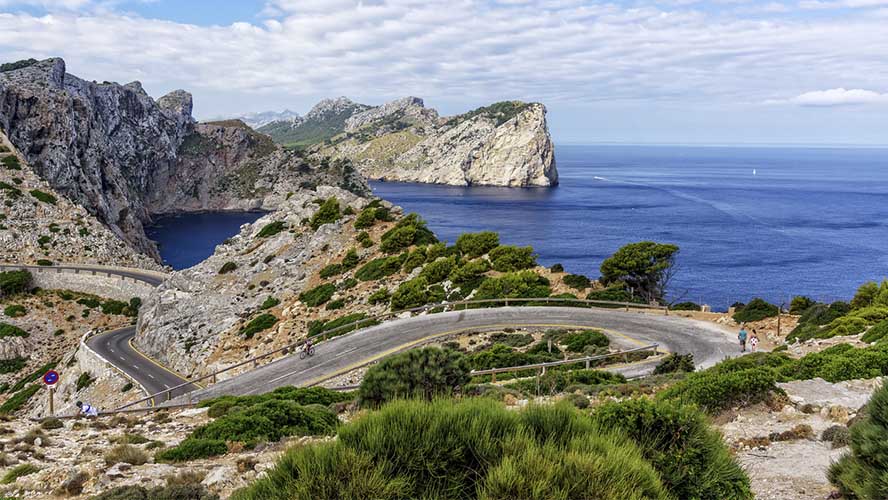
[0,0,887,119]
[798,0,888,9]
[778,88,888,106]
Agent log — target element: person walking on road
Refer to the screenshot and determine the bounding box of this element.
[738,327,748,353]
[750,330,759,352]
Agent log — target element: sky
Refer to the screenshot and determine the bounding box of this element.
[0,0,886,145]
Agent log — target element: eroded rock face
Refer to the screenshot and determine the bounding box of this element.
[0,58,369,262]
[261,97,558,187]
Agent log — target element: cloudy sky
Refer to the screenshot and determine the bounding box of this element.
[0,0,886,145]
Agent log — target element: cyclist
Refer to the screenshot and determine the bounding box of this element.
[303,339,313,356]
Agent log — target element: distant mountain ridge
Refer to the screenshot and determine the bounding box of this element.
[253,96,558,187]
[236,109,302,129]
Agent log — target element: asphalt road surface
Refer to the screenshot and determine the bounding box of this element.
[183,306,739,402]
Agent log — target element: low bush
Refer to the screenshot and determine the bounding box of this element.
[0,384,40,414]
[93,483,219,500]
[562,330,609,352]
[401,247,427,272]
[298,283,335,307]
[0,463,39,484]
[591,397,752,500]
[325,299,345,310]
[259,296,280,310]
[671,301,702,311]
[829,381,888,498]
[862,320,888,343]
[356,231,373,248]
[358,347,470,407]
[233,398,738,500]
[658,367,778,414]
[653,353,695,375]
[341,248,360,269]
[105,444,148,465]
[355,254,405,281]
[504,369,626,396]
[418,256,455,284]
[562,273,591,290]
[29,189,57,205]
[821,425,851,448]
[455,231,500,258]
[1,155,21,170]
[0,270,31,296]
[240,313,278,339]
[8,361,56,393]
[390,277,431,310]
[256,221,286,238]
[318,263,343,278]
[732,298,778,323]
[367,287,390,305]
[155,438,229,463]
[2,304,25,317]
[309,197,342,231]
[474,271,551,300]
[488,332,534,348]
[488,245,537,272]
[76,372,94,391]
[41,417,63,430]
[790,296,815,314]
[0,356,26,374]
[218,262,237,274]
[586,285,645,304]
[379,214,436,254]
[549,263,564,273]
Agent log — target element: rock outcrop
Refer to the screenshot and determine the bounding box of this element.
[259,97,558,187]
[0,58,369,262]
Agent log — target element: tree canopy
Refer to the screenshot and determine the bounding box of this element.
[599,241,678,304]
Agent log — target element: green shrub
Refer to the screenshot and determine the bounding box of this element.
[29,189,56,205]
[562,274,591,290]
[40,417,63,430]
[671,301,702,311]
[591,397,752,500]
[488,332,534,348]
[218,261,237,274]
[474,271,551,300]
[100,299,131,316]
[653,353,695,375]
[92,483,219,500]
[0,270,31,296]
[488,245,537,272]
[155,438,228,463]
[562,330,609,352]
[358,347,470,407]
[732,298,778,323]
[325,299,345,310]
[829,380,888,498]
[401,247,427,272]
[586,285,645,304]
[0,356,26,374]
[0,384,40,414]
[448,258,490,291]
[790,296,815,314]
[851,281,880,309]
[257,221,286,238]
[379,214,436,254]
[504,369,625,395]
[318,263,343,278]
[658,367,777,414]
[356,231,373,248]
[821,425,851,448]
[200,386,353,418]
[192,400,337,444]
[0,463,39,484]
[76,372,94,391]
[310,198,341,230]
[299,283,335,307]
[240,314,278,339]
[260,296,280,310]
[0,323,28,338]
[36,259,53,266]
[390,277,430,310]
[1,155,21,170]
[418,256,455,284]
[549,263,564,273]
[8,361,56,393]
[341,248,360,270]
[3,304,25,317]
[233,399,694,500]
[355,254,405,281]
[121,382,133,393]
[455,231,500,258]
[367,287,390,305]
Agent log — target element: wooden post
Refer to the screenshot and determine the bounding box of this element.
[547,339,552,354]
[166,390,172,401]
[491,372,496,383]
[585,359,590,369]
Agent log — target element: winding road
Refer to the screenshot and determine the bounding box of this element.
[3,263,740,407]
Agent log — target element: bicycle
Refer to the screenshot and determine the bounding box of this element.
[299,344,315,360]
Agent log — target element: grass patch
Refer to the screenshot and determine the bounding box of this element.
[241,314,278,339]
[0,463,39,484]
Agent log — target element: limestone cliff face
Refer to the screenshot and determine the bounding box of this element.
[0,58,369,262]
[0,132,161,269]
[325,98,557,187]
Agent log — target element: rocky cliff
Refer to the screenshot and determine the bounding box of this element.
[0,58,368,262]
[259,97,558,187]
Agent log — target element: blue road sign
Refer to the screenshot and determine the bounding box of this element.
[43,370,59,386]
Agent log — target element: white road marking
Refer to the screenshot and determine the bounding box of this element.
[147,373,155,379]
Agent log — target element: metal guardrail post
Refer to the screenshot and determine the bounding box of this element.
[491,372,496,383]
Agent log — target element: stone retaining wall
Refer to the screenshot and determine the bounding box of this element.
[25,268,155,302]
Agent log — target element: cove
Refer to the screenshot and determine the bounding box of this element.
[146,211,267,270]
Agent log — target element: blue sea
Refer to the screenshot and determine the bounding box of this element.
[372,145,888,310]
[146,211,266,270]
[147,145,888,310]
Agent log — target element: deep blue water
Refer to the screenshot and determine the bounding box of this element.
[146,211,266,269]
[371,145,888,310]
